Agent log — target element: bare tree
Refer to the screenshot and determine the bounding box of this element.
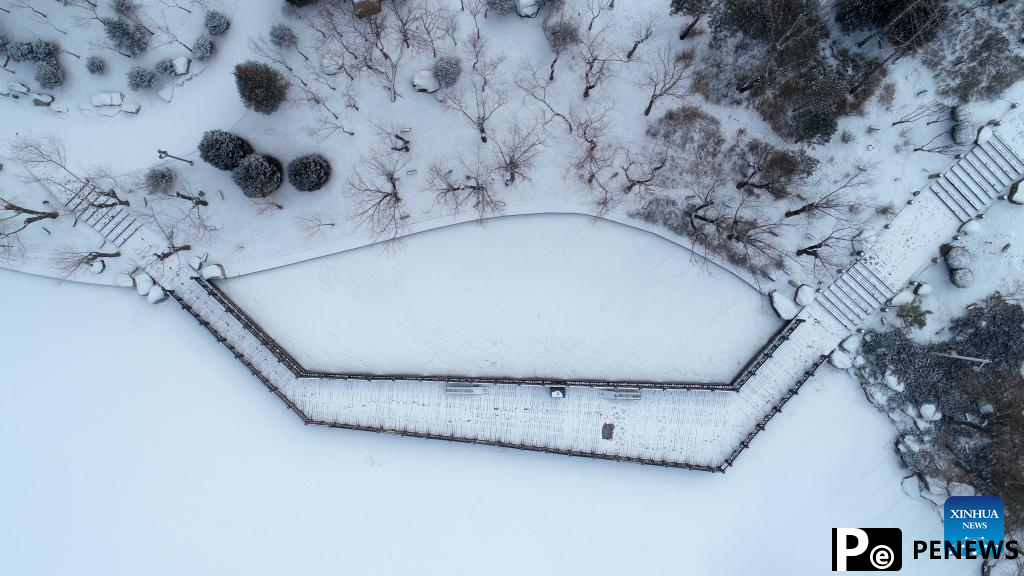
[638,46,694,116]
[578,21,624,99]
[53,247,121,276]
[347,152,409,239]
[427,152,503,218]
[891,99,950,126]
[784,169,873,220]
[297,213,336,239]
[625,13,657,60]
[569,103,621,211]
[445,77,508,143]
[0,193,58,259]
[493,123,546,185]
[795,222,863,279]
[515,61,571,132]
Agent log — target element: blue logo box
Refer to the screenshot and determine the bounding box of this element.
[945,496,1005,552]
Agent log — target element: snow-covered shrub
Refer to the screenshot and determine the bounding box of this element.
[198,130,253,171]
[34,59,65,89]
[0,34,9,59]
[487,0,518,14]
[9,39,59,63]
[86,55,106,75]
[126,66,156,91]
[192,35,216,62]
[155,58,177,76]
[204,10,231,37]
[432,56,462,89]
[269,24,297,49]
[111,0,137,16]
[144,166,177,194]
[234,60,288,115]
[8,41,34,62]
[287,153,332,191]
[544,20,580,53]
[101,18,151,57]
[945,246,972,269]
[232,154,283,198]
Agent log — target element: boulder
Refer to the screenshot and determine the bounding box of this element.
[913,282,932,295]
[9,82,30,95]
[31,93,53,106]
[146,285,168,304]
[951,267,974,288]
[412,70,440,93]
[795,284,816,307]
[945,245,972,269]
[840,334,862,354]
[172,56,191,76]
[829,349,853,370]
[517,0,539,17]
[89,260,106,274]
[158,85,175,103]
[976,125,993,145]
[1009,180,1024,205]
[884,372,904,392]
[770,290,799,320]
[91,92,123,107]
[120,102,141,114]
[187,255,205,270]
[920,403,941,422]
[115,272,135,288]
[135,272,154,295]
[201,264,226,280]
[958,219,981,234]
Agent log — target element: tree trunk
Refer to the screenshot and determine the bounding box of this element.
[679,15,701,40]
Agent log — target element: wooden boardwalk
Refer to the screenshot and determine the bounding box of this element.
[31,114,1024,470]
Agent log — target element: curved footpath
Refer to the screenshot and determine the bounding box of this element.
[25,112,1024,470]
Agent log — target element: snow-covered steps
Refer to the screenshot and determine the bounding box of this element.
[930,134,1024,222]
[61,183,142,247]
[815,253,900,331]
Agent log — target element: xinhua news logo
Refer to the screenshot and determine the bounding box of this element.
[944,496,1004,557]
[832,528,902,571]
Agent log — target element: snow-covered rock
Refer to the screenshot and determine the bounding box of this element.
[795,284,816,307]
[979,403,994,415]
[884,372,904,392]
[146,285,168,304]
[950,267,974,288]
[958,219,981,234]
[9,82,30,95]
[829,349,853,369]
[951,122,974,146]
[91,92,123,107]
[944,245,971,269]
[920,403,941,422]
[158,85,175,103]
[517,0,539,17]
[840,334,862,353]
[201,264,226,280]
[913,282,932,295]
[852,355,866,368]
[31,93,53,106]
[89,260,106,274]
[888,290,915,307]
[412,70,440,93]
[97,106,122,117]
[1009,180,1024,205]
[121,102,141,114]
[187,255,205,270]
[172,56,191,76]
[115,272,135,288]
[770,291,799,320]
[135,272,154,296]
[0,84,10,97]
[352,0,383,18]
[976,125,993,145]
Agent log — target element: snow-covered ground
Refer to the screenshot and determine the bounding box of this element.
[0,268,973,576]
[219,213,778,382]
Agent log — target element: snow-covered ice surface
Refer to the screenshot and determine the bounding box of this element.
[219,214,779,382]
[0,268,973,576]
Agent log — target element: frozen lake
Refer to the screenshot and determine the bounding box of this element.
[220,214,780,382]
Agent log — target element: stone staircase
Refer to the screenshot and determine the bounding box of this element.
[815,254,901,331]
[930,134,1024,222]
[62,183,142,248]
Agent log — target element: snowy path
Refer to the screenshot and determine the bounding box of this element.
[29,113,1024,469]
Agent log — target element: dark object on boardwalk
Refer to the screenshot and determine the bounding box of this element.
[287,154,332,191]
[233,154,283,198]
[198,130,254,171]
